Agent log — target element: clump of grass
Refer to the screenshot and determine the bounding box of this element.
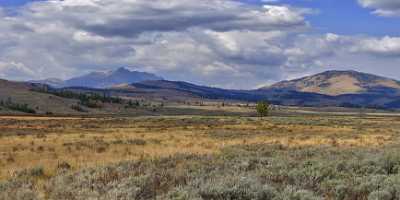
[6,156,15,163]
[70,104,87,112]
[37,146,44,152]
[96,146,108,153]
[57,162,71,171]
[127,139,147,146]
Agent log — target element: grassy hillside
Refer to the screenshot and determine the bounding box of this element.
[267,70,400,96]
[0,80,81,114]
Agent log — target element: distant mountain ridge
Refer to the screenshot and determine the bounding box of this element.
[31,67,163,88]
[5,69,400,111]
[103,79,399,109]
[264,70,400,96]
[128,80,265,101]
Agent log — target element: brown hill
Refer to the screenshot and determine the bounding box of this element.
[265,70,400,96]
[0,79,83,114]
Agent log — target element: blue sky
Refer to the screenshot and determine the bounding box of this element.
[240,0,400,36]
[0,0,399,88]
[0,0,36,6]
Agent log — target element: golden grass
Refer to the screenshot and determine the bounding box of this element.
[0,115,399,180]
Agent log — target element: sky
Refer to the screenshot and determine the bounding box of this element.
[0,0,399,89]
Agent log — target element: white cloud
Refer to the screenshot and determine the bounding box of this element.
[352,36,400,56]
[0,0,399,88]
[263,5,305,25]
[0,0,313,88]
[358,0,400,16]
[0,61,36,80]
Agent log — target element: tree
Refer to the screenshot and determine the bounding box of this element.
[256,101,270,117]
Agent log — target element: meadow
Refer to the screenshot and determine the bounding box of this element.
[1,111,400,199]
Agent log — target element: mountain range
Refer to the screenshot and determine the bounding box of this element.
[31,67,163,88]
[1,68,400,115]
[83,69,400,109]
[119,79,400,109]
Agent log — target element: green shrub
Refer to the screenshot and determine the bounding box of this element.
[29,167,45,177]
[256,101,270,117]
[380,153,400,174]
[281,186,323,200]
[166,187,199,200]
[71,104,87,112]
[198,176,277,200]
[368,190,393,200]
[127,139,147,146]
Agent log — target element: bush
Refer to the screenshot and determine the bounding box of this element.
[5,141,400,199]
[368,190,393,200]
[127,139,147,146]
[281,186,323,200]
[380,153,400,174]
[79,99,103,108]
[71,104,87,112]
[256,101,270,117]
[198,176,277,200]
[29,167,45,177]
[166,187,198,200]
[0,184,39,200]
[125,100,140,109]
[57,162,72,171]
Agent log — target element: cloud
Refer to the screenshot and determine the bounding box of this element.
[41,0,308,38]
[0,61,35,80]
[0,0,314,88]
[0,0,399,89]
[358,0,400,16]
[285,33,400,81]
[352,36,400,56]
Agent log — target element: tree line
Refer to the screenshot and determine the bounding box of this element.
[0,98,36,114]
[32,87,123,108]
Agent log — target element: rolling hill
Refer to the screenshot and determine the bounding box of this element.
[265,70,400,96]
[129,80,262,101]
[0,79,81,114]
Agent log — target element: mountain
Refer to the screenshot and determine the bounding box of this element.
[128,80,264,101]
[31,67,163,88]
[264,70,400,96]
[97,76,400,109]
[29,78,65,88]
[100,80,264,102]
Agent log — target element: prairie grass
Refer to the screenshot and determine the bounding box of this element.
[1,114,400,199]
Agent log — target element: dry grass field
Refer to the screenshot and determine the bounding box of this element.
[1,112,400,199]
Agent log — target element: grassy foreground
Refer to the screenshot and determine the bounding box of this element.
[1,114,400,199]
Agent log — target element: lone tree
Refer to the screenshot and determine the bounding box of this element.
[256,101,270,117]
